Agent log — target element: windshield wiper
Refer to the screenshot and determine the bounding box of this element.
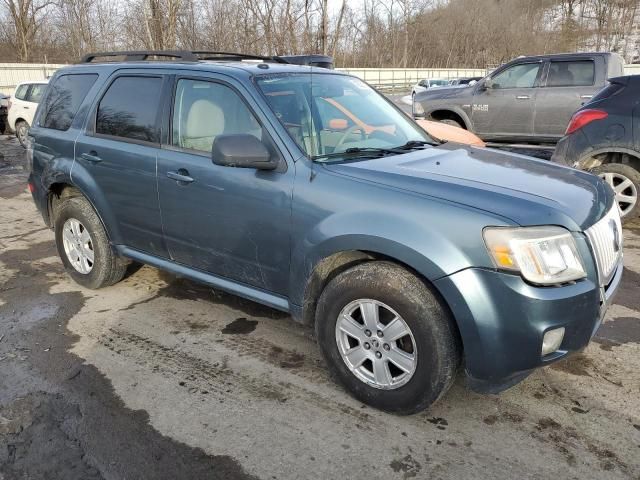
[395,139,444,149]
[312,147,400,161]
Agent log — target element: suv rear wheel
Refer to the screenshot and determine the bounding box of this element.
[593,163,640,222]
[315,261,459,414]
[15,120,29,148]
[54,196,127,289]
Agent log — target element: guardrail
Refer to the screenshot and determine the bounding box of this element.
[2,62,639,95]
[336,67,487,93]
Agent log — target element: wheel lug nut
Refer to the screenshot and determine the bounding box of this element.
[383,343,390,351]
[377,330,383,337]
[364,329,372,337]
[363,343,371,350]
[375,351,382,359]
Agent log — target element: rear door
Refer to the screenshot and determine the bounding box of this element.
[534,57,601,139]
[471,61,543,139]
[74,73,168,257]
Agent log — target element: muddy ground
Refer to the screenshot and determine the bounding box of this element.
[0,134,639,480]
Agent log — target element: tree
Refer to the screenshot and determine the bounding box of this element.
[1,0,53,61]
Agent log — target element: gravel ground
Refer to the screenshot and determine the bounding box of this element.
[0,134,639,479]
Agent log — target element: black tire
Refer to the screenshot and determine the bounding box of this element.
[54,196,127,289]
[15,120,29,148]
[439,118,464,129]
[592,163,640,223]
[315,261,460,414]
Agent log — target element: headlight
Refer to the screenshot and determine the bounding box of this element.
[483,226,586,285]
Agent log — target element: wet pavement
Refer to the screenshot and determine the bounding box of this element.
[0,134,639,479]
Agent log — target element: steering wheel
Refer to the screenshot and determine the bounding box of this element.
[334,125,367,152]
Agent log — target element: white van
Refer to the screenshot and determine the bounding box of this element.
[7,80,48,147]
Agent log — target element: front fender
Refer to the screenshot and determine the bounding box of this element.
[289,204,511,308]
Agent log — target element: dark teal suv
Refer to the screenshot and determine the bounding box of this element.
[27,51,623,414]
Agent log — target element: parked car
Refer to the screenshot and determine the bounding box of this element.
[7,80,48,147]
[413,52,625,143]
[28,50,622,414]
[552,74,640,222]
[0,93,9,134]
[416,119,485,147]
[411,78,448,98]
[449,77,482,86]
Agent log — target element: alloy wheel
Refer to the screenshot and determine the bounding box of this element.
[62,218,95,274]
[335,299,417,390]
[599,171,638,217]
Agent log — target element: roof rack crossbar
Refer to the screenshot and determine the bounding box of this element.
[192,51,289,63]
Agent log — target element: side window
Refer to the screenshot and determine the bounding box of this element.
[172,79,263,153]
[547,61,595,87]
[491,63,541,89]
[40,74,98,131]
[26,83,47,103]
[14,84,29,100]
[96,76,162,143]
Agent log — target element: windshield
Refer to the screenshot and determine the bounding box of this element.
[256,73,431,160]
[430,79,449,86]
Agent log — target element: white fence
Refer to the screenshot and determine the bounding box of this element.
[0,63,66,94]
[336,68,488,92]
[2,62,640,95]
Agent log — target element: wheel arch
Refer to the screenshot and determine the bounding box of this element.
[427,108,470,130]
[577,147,640,171]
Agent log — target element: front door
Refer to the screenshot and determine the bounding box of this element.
[534,58,601,139]
[471,61,543,139]
[75,73,167,257]
[157,76,293,295]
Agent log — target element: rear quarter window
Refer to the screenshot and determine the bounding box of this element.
[14,84,29,100]
[40,74,98,131]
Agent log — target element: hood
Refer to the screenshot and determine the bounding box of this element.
[415,85,472,101]
[323,145,612,231]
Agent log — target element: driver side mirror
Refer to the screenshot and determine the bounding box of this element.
[483,78,494,90]
[212,134,277,170]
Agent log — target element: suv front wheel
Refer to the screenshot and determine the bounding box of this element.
[15,120,29,148]
[316,261,460,414]
[54,196,127,289]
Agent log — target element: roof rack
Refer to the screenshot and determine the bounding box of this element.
[79,50,288,64]
[79,50,334,68]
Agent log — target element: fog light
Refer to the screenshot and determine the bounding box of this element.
[542,327,565,356]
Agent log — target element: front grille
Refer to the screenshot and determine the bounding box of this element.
[585,205,623,286]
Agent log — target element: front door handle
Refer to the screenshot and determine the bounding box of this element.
[167,169,194,184]
[80,152,102,163]
[515,95,530,100]
[580,94,593,99]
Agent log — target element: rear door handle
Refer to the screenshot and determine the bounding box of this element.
[515,95,530,100]
[167,169,194,184]
[80,152,102,163]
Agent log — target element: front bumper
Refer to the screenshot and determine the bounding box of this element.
[434,261,623,393]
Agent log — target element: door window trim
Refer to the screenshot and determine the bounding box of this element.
[488,61,544,90]
[165,75,285,170]
[86,73,165,148]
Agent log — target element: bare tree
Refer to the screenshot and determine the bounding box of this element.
[1,0,53,61]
